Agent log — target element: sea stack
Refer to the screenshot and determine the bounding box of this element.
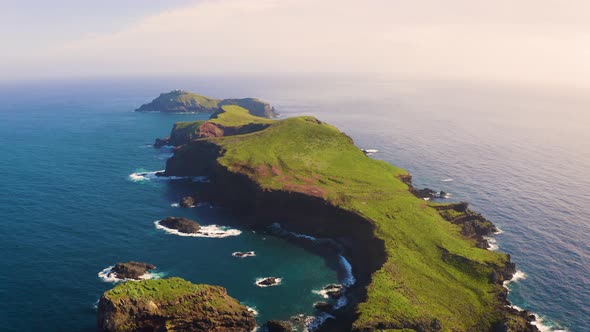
[159,217,201,234]
[109,262,156,280]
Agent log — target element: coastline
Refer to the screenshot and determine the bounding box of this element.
[164,146,530,331]
[146,105,540,331]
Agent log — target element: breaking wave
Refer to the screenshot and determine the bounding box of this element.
[128,170,209,183]
[97,266,162,283]
[255,277,282,288]
[232,251,256,258]
[154,220,241,238]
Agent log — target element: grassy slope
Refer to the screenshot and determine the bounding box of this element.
[103,277,247,319]
[211,105,273,126]
[178,109,511,331]
[174,92,221,109]
[104,277,207,301]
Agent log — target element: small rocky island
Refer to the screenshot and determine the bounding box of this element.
[179,196,196,208]
[135,90,278,118]
[255,277,282,287]
[159,216,201,234]
[108,262,156,280]
[97,277,256,332]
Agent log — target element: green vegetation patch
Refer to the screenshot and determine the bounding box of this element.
[104,277,209,302]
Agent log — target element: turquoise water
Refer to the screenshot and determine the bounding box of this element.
[1,77,588,331]
[0,91,338,331]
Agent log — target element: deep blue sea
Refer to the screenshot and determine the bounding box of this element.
[0,76,588,331]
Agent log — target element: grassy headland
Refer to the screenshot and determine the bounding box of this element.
[162,105,532,331]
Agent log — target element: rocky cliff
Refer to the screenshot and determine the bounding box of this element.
[97,277,255,332]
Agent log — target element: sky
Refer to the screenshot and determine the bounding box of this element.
[1,0,589,89]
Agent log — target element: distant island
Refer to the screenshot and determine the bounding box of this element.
[99,98,539,331]
[135,90,278,118]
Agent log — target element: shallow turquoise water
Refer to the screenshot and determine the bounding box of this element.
[0,77,588,331]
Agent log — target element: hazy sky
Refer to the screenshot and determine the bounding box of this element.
[1,0,589,88]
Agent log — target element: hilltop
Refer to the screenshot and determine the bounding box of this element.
[159,105,536,331]
[135,90,278,118]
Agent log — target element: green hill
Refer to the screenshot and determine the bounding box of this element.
[161,106,535,331]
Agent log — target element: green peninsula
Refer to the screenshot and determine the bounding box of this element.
[157,105,535,331]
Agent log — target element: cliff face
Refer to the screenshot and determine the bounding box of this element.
[135,90,278,118]
[97,278,255,332]
[160,108,537,332]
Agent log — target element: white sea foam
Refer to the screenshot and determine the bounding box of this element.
[483,236,499,251]
[333,295,348,310]
[509,304,567,332]
[503,270,528,288]
[338,255,356,287]
[483,227,503,251]
[246,306,259,316]
[232,251,256,258]
[530,315,568,332]
[441,178,454,182]
[255,277,282,287]
[170,203,180,208]
[363,149,379,154]
[311,289,330,299]
[304,313,335,331]
[98,266,162,283]
[154,220,241,238]
[128,170,209,182]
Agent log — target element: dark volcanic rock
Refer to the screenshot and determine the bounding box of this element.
[154,137,170,148]
[265,320,293,332]
[323,284,344,299]
[314,301,333,312]
[160,217,200,234]
[110,262,156,280]
[256,277,281,287]
[179,196,196,208]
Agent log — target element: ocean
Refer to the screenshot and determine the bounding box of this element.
[0,76,588,331]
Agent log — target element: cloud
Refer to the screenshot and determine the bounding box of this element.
[5,0,590,88]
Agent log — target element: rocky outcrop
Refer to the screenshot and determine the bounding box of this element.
[431,202,499,249]
[255,277,282,287]
[265,320,293,332]
[154,120,270,148]
[97,277,255,332]
[179,196,196,208]
[109,262,156,280]
[159,217,200,234]
[314,302,333,313]
[135,90,278,118]
[322,284,344,299]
